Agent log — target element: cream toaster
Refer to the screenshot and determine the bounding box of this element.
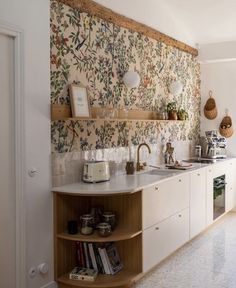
[83,161,110,183]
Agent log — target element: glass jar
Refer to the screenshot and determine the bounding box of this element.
[156,111,166,120]
[102,212,116,230]
[80,214,94,235]
[90,206,103,229]
[195,145,202,159]
[97,222,112,237]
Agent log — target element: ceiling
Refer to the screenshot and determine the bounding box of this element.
[93,0,236,47]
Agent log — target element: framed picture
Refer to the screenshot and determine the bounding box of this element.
[69,84,91,118]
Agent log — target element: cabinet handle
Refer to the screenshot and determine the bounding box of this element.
[155,227,159,230]
[155,186,159,191]
[178,179,182,182]
[197,173,200,176]
[178,214,182,217]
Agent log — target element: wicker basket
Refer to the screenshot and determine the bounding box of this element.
[204,90,217,119]
[219,115,234,138]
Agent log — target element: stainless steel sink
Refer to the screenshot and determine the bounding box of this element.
[183,158,216,164]
[145,169,183,176]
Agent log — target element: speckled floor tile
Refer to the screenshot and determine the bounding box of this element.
[134,212,236,288]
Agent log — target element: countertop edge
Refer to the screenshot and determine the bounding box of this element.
[52,158,236,195]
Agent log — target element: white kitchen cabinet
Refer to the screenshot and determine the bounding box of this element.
[142,173,190,229]
[212,161,227,177]
[143,208,189,272]
[206,160,235,224]
[206,166,214,226]
[226,159,236,211]
[190,168,206,238]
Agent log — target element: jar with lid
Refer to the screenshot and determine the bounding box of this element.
[90,205,103,229]
[97,222,112,237]
[102,212,116,230]
[80,214,94,235]
[195,145,202,159]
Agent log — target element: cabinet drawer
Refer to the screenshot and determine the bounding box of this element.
[143,208,189,272]
[142,174,190,229]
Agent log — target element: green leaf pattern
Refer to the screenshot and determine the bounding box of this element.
[50,0,200,153]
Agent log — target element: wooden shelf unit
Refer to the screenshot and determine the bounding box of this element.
[57,269,142,288]
[57,228,142,242]
[53,191,143,288]
[51,104,187,122]
[53,117,185,123]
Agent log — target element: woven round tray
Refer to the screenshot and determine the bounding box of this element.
[219,115,233,138]
[204,90,217,119]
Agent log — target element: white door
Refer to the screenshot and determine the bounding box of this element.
[0,32,16,288]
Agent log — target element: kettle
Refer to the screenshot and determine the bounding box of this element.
[83,161,110,183]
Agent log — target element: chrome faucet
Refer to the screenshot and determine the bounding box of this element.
[136,143,151,171]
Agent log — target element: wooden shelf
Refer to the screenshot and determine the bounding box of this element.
[57,228,142,242]
[51,104,187,122]
[57,270,142,288]
[54,192,143,288]
[54,117,186,123]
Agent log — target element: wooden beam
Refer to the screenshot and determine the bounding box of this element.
[58,0,198,56]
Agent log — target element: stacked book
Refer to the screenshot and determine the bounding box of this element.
[76,241,123,275]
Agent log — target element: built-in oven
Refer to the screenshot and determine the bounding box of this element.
[213,175,226,220]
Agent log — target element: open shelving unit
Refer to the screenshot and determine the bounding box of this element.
[57,270,141,288]
[53,191,143,288]
[51,104,187,123]
[57,227,142,242]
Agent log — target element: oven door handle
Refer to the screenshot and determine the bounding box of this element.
[214,183,227,189]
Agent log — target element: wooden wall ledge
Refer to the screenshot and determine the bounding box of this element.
[58,0,198,57]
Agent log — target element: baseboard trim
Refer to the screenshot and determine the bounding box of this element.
[41,281,57,288]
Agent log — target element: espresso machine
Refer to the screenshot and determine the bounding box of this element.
[200,130,227,159]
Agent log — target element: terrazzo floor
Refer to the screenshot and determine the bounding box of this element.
[135,212,236,288]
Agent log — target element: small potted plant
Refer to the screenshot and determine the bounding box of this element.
[166,102,178,120]
[177,108,189,120]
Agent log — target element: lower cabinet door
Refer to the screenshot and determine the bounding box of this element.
[206,167,214,226]
[190,169,206,238]
[143,208,189,273]
[226,160,236,212]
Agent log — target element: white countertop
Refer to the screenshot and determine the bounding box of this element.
[52,158,235,196]
[52,161,211,195]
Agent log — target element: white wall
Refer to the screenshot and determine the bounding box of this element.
[0,1,52,288]
[93,0,195,46]
[199,41,236,63]
[201,61,236,156]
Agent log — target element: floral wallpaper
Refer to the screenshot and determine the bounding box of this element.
[50,0,201,153]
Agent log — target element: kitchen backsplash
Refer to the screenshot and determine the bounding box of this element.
[50,0,200,185]
[52,140,194,187]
